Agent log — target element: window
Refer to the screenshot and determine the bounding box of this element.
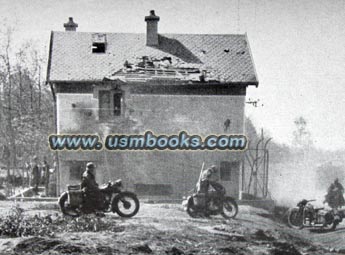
[99,91,111,120]
[92,43,106,53]
[113,93,121,116]
[92,33,106,53]
[99,90,123,121]
[220,161,240,181]
[69,161,88,180]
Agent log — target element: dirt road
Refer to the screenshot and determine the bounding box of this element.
[0,201,344,254]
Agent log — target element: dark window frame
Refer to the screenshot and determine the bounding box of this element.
[92,42,106,53]
[69,161,89,181]
[220,161,240,181]
[98,89,123,121]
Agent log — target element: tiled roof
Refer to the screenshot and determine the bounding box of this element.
[47,31,258,85]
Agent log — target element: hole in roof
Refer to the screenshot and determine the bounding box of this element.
[92,43,106,53]
[236,51,245,55]
[224,48,230,53]
[200,50,206,54]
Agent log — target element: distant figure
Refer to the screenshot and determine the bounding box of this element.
[31,156,40,194]
[224,119,231,131]
[42,157,50,196]
[324,178,345,209]
[25,162,31,186]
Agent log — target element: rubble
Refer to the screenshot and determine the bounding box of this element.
[0,206,124,238]
[217,246,247,255]
[131,243,152,253]
[0,192,6,200]
[269,241,302,255]
[252,229,276,242]
[165,246,185,255]
[106,56,221,83]
[13,237,114,255]
[0,202,338,254]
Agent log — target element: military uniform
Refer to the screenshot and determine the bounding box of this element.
[197,166,224,211]
[31,158,40,194]
[325,180,345,209]
[81,165,103,213]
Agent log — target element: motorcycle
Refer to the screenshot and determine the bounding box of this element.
[182,182,238,219]
[58,179,140,217]
[287,199,345,231]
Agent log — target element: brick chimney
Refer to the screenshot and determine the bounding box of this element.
[145,10,160,46]
[64,17,78,31]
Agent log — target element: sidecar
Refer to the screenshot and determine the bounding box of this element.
[287,201,343,231]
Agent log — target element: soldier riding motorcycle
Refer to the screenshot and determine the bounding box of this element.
[58,162,139,217]
[183,165,238,219]
[324,178,345,209]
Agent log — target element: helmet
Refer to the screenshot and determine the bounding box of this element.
[209,165,217,172]
[86,162,95,175]
[86,162,95,170]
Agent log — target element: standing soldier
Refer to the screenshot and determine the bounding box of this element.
[42,157,50,196]
[31,156,40,195]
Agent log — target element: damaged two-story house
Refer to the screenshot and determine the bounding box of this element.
[46,11,258,199]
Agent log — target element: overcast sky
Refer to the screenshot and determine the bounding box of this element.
[1,0,344,150]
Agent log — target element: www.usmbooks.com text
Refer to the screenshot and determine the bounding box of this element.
[48,131,247,151]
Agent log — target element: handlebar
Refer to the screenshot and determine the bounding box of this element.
[298,199,316,206]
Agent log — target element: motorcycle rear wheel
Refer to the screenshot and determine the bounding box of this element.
[322,222,337,231]
[112,192,140,218]
[58,192,80,217]
[287,208,303,229]
[323,213,337,231]
[221,197,238,219]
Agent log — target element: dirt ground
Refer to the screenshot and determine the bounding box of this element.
[0,200,344,255]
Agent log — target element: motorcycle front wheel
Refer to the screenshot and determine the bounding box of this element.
[221,197,238,219]
[58,192,80,217]
[287,208,303,229]
[186,197,199,218]
[112,192,140,218]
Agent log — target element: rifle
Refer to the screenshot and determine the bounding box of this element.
[195,162,205,192]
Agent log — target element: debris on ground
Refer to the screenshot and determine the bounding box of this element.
[217,246,244,254]
[0,192,6,200]
[0,202,339,255]
[269,241,302,255]
[131,243,152,253]
[252,229,276,242]
[165,246,185,255]
[13,237,116,255]
[0,205,124,238]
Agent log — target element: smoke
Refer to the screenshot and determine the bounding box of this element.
[269,155,326,208]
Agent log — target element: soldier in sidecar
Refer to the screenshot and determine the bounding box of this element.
[80,162,104,213]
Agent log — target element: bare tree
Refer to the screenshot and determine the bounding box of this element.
[0,22,54,194]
